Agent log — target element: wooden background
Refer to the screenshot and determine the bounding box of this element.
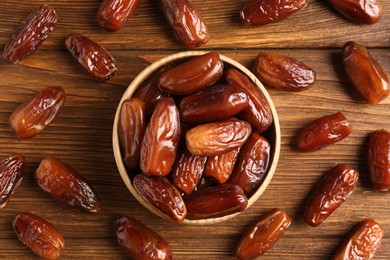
[0,0,389,259]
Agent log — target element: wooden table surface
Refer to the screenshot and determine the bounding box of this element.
[1,0,389,259]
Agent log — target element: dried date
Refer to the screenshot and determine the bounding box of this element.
[204,148,240,184]
[368,129,390,190]
[329,0,383,24]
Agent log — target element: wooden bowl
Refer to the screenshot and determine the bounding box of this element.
[112,51,281,224]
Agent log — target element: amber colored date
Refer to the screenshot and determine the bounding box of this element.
[2,4,57,64]
[13,213,65,259]
[297,112,352,151]
[133,174,187,222]
[235,208,291,259]
[115,216,172,260]
[97,0,141,32]
[329,0,383,24]
[368,129,390,191]
[159,52,223,95]
[240,0,308,26]
[184,184,248,220]
[225,68,273,133]
[65,33,117,81]
[0,155,26,209]
[9,86,65,140]
[35,157,102,213]
[342,41,389,105]
[253,52,316,92]
[204,148,240,184]
[140,97,181,176]
[304,164,359,227]
[333,219,384,260]
[229,133,270,197]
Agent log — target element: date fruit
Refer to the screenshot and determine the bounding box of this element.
[159,52,223,95]
[342,41,389,105]
[333,219,384,260]
[97,0,141,32]
[304,164,359,227]
[368,129,390,190]
[13,212,65,259]
[235,208,291,259]
[0,155,26,209]
[329,0,383,24]
[133,174,187,222]
[3,4,57,64]
[65,33,117,81]
[140,97,181,176]
[253,52,316,92]
[297,112,352,151]
[240,0,308,26]
[115,216,172,260]
[9,86,65,139]
[184,183,248,220]
[35,157,102,213]
[204,148,240,184]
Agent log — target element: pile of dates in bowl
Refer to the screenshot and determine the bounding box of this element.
[112,51,281,224]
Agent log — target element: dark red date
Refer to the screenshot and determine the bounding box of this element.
[204,148,240,184]
[368,129,390,190]
[329,0,383,24]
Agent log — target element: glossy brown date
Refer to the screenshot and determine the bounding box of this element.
[2,4,57,64]
[204,147,240,184]
[13,212,65,259]
[159,52,223,95]
[65,33,117,81]
[179,84,249,124]
[329,0,383,24]
[35,157,102,213]
[297,112,352,151]
[229,133,270,197]
[97,0,141,32]
[133,174,187,222]
[158,0,209,48]
[140,97,181,176]
[0,155,26,209]
[184,183,248,220]
[119,98,146,169]
[368,129,390,190]
[225,68,273,133]
[253,52,316,92]
[342,41,389,105]
[115,216,172,260]
[235,208,291,259]
[333,219,384,260]
[240,0,308,26]
[304,164,359,227]
[9,86,65,140]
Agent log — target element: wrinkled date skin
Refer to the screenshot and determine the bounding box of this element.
[0,155,26,209]
[140,97,181,176]
[184,184,248,220]
[225,68,273,133]
[65,33,117,81]
[119,98,146,169]
[179,84,249,124]
[253,52,316,92]
[35,157,102,213]
[186,119,252,156]
[133,174,187,222]
[159,52,223,95]
[9,86,65,140]
[204,147,240,184]
[297,112,352,151]
[172,149,207,195]
[304,164,359,227]
[115,216,172,260]
[368,129,390,190]
[229,133,270,197]
[13,213,65,260]
[329,0,383,24]
[342,41,389,105]
[235,208,291,260]
[333,219,384,260]
[158,0,209,48]
[97,0,141,32]
[2,4,57,64]
[240,0,308,26]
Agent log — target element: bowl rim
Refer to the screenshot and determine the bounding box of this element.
[112,50,281,225]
